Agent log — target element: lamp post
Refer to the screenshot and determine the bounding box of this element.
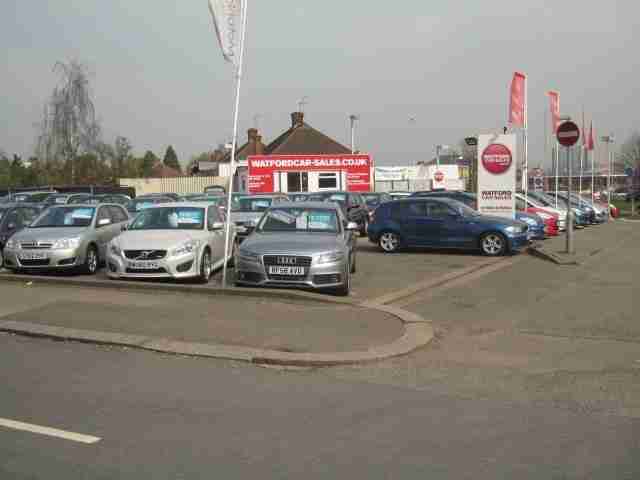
[600,134,615,217]
[435,144,449,169]
[349,114,359,154]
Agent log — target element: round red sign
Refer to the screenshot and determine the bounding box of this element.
[556,121,580,147]
[434,171,444,182]
[481,143,512,175]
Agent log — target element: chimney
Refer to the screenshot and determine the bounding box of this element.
[247,128,258,142]
[291,111,304,127]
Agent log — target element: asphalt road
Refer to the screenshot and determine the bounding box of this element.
[2,334,638,479]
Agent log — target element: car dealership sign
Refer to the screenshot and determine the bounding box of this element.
[477,134,516,219]
[248,154,372,193]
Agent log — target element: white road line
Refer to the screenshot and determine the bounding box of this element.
[0,417,101,444]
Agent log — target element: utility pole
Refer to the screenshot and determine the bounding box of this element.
[349,114,359,154]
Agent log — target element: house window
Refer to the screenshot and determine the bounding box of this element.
[287,172,308,192]
[318,172,338,190]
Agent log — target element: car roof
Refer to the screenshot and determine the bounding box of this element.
[151,202,209,209]
[237,194,287,199]
[267,201,339,210]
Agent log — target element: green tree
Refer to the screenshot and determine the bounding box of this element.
[140,150,159,178]
[0,150,9,188]
[113,136,133,179]
[163,145,181,172]
[9,155,27,188]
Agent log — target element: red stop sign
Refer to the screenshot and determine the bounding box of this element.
[481,143,513,175]
[434,171,444,182]
[556,121,580,147]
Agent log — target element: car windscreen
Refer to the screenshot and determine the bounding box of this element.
[67,195,93,204]
[258,208,339,233]
[30,207,96,228]
[363,194,383,206]
[233,197,273,212]
[128,197,172,212]
[187,195,225,204]
[129,207,205,230]
[452,201,479,216]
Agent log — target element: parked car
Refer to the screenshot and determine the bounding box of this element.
[10,191,56,204]
[367,197,529,256]
[0,204,43,268]
[230,194,290,242]
[180,193,224,202]
[126,196,175,216]
[516,193,567,231]
[3,204,129,274]
[64,194,96,205]
[107,203,235,283]
[204,185,226,195]
[311,191,370,237]
[388,191,412,200]
[235,202,358,295]
[362,192,393,211]
[98,194,132,206]
[287,193,310,202]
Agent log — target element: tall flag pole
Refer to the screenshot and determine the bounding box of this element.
[586,120,595,204]
[580,109,585,199]
[208,0,249,288]
[548,91,561,207]
[509,72,527,210]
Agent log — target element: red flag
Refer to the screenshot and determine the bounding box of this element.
[586,121,595,151]
[509,72,526,127]
[547,91,560,133]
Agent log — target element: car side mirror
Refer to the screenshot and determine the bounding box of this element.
[346,222,359,230]
[97,218,111,227]
[209,221,224,231]
[120,223,128,232]
[7,223,17,231]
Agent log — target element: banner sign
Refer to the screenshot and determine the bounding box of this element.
[248,154,372,193]
[208,0,245,68]
[477,134,516,219]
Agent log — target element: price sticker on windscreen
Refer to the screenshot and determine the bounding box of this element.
[177,210,203,224]
[307,212,334,230]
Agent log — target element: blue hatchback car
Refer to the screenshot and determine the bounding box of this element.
[368,197,529,256]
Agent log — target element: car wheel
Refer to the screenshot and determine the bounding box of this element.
[350,251,357,274]
[359,218,368,237]
[335,259,351,296]
[379,231,401,253]
[83,245,99,275]
[480,232,507,256]
[227,239,238,267]
[0,249,4,270]
[198,249,212,284]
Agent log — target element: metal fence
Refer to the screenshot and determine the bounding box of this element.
[119,176,228,196]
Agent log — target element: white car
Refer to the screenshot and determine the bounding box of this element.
[107,203,236,283]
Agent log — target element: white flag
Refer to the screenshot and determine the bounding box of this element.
[208,0,245,68]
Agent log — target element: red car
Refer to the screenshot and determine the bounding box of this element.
[520,206,559,236]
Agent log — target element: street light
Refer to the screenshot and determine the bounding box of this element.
[600,135,615,197]
[435,144,450,168]
[349,114,359,154]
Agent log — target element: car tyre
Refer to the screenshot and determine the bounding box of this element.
[227,238,238,267]
[335,259,351,296]
[480,232,507,256]
[83,245,99,275]
[0,249,4,270]
[350,251,357,274]
[359,218,368,237]
[197,249,212,284]
[379,231,401,253]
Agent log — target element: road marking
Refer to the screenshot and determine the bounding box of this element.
[0,417,101,444]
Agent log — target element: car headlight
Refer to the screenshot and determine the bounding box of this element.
[5,238,16,249]
[52,237,81,249]
[505,225,526,235]
[170,239,201,257]
[316,251,344,264]
[109,243,121,256]
[238,250,259,263]
[522,218,537,226]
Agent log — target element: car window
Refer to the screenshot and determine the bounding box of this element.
[31,206,96,228]
[207,206,221,227]
[18,208,40,225]
[427,201,454,218]
[406,201,428,216]
[107,206,127,223]
[97,207,111,224]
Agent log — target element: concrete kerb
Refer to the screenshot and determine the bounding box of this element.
[0,273,433,367]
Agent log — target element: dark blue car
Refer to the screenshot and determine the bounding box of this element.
[368,197,529,256]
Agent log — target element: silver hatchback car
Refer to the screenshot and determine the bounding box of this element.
[3,204,129,274]
[235,202,358,295]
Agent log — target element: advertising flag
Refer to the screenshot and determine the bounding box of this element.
[547,91,561,134]
[586,121,595,151]
[509,72,526,128]
[208,0,245,68]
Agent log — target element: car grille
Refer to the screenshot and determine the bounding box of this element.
[267,274,307,282]
[20,241,53,250]
[262,255,312,267]
[313,274,341,285]
[125,267,167,274]
[123,250,167,260]
[19,259,51,266]
[239,271,263,283]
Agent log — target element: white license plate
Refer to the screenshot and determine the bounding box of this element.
[128,261,160,270]
[268,266,305,275]
[18,252,48,260]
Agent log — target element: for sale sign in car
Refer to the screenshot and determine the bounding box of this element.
[477,134,516,219]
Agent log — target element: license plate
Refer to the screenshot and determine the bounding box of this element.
[18,252,48,260]
[128,261,160,270]
[268,266,305,275]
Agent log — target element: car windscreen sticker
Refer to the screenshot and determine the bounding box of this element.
[307,212,334,230]
[55,197,67,204]
[329,194,347,202]
[177,209,203,224]
[270,210,296,224]
[137,202,153,211]
[253,200,271,210]
[72,208,94,219]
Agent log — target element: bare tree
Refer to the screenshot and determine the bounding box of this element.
[36,60,100,183]
[620,132,640,171]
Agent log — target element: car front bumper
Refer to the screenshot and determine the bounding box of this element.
[527,226,546,241]
[507,233,529,252]
[106,251,200,279]
[235,256,347,290]
[3,247,84,270]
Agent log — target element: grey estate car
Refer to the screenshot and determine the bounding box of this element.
[235,202,359,295]
[3,204,129,274]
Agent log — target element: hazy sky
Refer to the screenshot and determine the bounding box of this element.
[1,1,637,167]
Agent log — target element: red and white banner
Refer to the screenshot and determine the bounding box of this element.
[247,154,372,194]
[509,72,527,128]
[585,121,595,151]
[547,91,561,134]
[477,134,517,219]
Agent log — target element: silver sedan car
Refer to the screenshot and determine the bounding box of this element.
[107,203,236,283]
[3,204,129,274]
[235,202,358,295]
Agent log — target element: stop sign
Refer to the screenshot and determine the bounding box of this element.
[434,171,444,182]
[557,121,581,147]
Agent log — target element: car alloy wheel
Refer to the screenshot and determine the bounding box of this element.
[379,232,400,253]
[335,257,351,296]
[84,246,98,274]
[199,250,212,283]
[480,232,506,256]
[0,249,4,270]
